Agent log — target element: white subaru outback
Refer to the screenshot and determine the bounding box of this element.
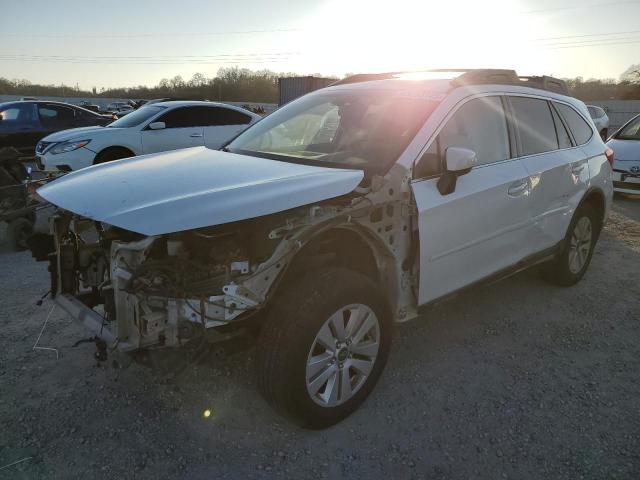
[30,69,613,428]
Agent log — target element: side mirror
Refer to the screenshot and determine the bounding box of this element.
[446,147,476,173]
[437,147,477,195]
[148,121,166,130]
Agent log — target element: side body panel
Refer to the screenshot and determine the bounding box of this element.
[519,147,589,250]
[412,158,532,304]
[141,127,205,154]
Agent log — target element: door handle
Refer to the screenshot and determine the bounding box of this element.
[508,180,529,197]
[190,133,203,138]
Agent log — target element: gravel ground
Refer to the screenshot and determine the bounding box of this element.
[0,196,639,480]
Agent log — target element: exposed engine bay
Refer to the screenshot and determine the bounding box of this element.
[30,165,419,353]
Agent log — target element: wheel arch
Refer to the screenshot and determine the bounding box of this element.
[93,145,136,164]
[274,224,398,298]
[578,186,606,228]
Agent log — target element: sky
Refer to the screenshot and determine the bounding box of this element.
[1,0,639,90]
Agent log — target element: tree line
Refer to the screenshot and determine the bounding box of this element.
[1,65,639,102]
[0,68,304,103]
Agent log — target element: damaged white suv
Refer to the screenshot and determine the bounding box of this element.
[30,70,613,428]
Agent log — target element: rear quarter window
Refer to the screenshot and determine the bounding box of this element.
[555,103,593,145]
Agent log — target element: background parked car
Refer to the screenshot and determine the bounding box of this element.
[105,102,134,116]
[607,112,640,195]
[77,100,101,113]
[0,101,113,157]
[587,105,609,139]
[35,101,261,171]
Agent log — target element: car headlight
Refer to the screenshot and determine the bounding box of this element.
[50,139,91,155]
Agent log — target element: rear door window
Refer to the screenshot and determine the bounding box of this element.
[199,107,252,126]
[555,103,593,145]
[38,104,76,128]
[509,97,558,156]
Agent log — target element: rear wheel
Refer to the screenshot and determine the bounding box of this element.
[542,203,600,286]
[93,147,134,165]
[256,267,392,428]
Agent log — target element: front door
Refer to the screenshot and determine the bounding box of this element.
[411,95,533,304]
[141,106,205,154]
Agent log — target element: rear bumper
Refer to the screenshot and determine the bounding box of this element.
[612,169,640,195]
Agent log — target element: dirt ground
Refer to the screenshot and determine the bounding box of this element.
[1,196,639,480]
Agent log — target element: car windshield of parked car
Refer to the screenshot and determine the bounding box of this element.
[226,89,440,174]
[616,116,640,140]
[107,105,165,128]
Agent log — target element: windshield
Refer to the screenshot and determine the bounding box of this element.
[107,105,165,128]
[616,115,640,140]
[226,89,440,175]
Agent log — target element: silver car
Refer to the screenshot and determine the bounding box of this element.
[587,105,609,139]
[607,113,640,195]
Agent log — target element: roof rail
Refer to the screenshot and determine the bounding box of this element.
[330,72,400,86]
[452,69,520,85]
[517,75,569,95]
[447,69,569,94]
[330,68,569,95]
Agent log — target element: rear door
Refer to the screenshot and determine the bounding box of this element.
[411,95,533,304]
[200,106,254,149]
[140,106,205,154]
[508,96,589,251]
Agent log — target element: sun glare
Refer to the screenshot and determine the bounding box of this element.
[298,0,550,76]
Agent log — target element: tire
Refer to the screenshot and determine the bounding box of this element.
[541,203,600,286]
[7,217,34,251]
[256,267,392,429]
[94,147,133,165]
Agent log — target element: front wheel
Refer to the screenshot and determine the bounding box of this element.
[93,147,133,165]
[256,267,392,428]
[542,203,600,286]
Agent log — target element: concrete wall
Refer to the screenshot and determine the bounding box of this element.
[589,100,640,132]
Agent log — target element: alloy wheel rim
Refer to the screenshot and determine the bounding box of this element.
[305,303,380,407]
[568,216,592,274]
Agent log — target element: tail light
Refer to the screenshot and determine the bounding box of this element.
[605,148,614,167]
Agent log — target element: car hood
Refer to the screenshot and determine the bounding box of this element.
[37,147,364,235]
[607,138,639,161]
[42,125,117,143]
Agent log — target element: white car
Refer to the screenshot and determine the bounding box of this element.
[31,69,612,428]
[35,101,260,171]
[587,105,610,139]
[607,113,640,194]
